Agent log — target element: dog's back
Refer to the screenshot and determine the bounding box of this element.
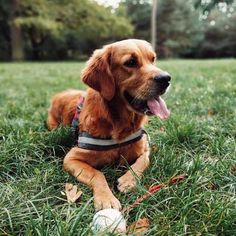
[47,89,86,130]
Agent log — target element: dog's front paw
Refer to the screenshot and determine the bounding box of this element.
[117,171,137,193]
[93,189,121,211]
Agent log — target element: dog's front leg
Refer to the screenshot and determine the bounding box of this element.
[117,137,150,193]
[63,147,121,211]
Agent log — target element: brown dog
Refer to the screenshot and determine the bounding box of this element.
[47,39,171,210]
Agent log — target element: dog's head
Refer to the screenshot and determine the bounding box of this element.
[81,39,170,119]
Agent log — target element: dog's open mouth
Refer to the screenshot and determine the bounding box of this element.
[124,91,170,119]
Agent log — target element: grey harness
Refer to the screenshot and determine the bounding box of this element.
[77,128,147,151]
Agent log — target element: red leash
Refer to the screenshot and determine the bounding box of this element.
[122,174,187,214]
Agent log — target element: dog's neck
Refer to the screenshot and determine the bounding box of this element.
[79,89,147,140]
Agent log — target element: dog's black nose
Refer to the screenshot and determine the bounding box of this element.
[154,73,171,89]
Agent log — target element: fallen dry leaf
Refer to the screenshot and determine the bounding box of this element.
[128,217,150,235]
[65,183,82,203]
[151,144,159,152]
[159,126,165,132]
[230,165,236,174]
[207,110,217,116]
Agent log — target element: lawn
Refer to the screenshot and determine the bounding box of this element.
[0,59,236,235]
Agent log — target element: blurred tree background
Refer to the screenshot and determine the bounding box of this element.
[0,0,235,61]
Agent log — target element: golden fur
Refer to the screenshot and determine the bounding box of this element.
[47,39,169,210]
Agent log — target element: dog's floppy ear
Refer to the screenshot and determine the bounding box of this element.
[81,46,115,101]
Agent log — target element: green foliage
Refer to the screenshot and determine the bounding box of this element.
[157,0,203,57]
[0,59,236,234]
[0,0,235,60]
[199,7,236,57]
[121,0,152,40]
[0,0,133,60]
[122,0,203,57]
[194,0,234,12]
[121,0,236,58]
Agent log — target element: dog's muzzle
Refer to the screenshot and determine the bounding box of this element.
[124,71,171,120]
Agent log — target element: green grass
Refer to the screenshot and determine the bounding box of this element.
[0,59,236,235]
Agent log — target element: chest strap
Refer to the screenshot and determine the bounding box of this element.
[71,96,84,132]
[77,128,148,151]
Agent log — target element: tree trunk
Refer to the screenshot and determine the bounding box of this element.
[10,0,24,61]
[151,0,157,52]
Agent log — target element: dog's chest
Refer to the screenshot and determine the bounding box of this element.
[92,137,147,168]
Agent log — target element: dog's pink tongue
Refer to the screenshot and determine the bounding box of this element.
[147,97,170,119]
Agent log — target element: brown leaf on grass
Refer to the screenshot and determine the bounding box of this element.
[128,217,150,235]
[230,165,236,174]
[151,144,159,152]
[65,183,82,203]
[159,126,165,132]
[208,110,217,116]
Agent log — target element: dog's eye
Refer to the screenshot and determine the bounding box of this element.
[124,58,137,68]
[152,56,156,63]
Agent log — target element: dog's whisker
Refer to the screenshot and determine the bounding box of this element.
[131,93,145,104]
[131,88,153,104]
[130,87,159,106]
[134,88,147,99]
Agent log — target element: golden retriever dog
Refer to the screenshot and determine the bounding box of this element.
[47,39,171,210]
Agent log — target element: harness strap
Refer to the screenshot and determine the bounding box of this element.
[71,96,84,131]
[78,129,147,151]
